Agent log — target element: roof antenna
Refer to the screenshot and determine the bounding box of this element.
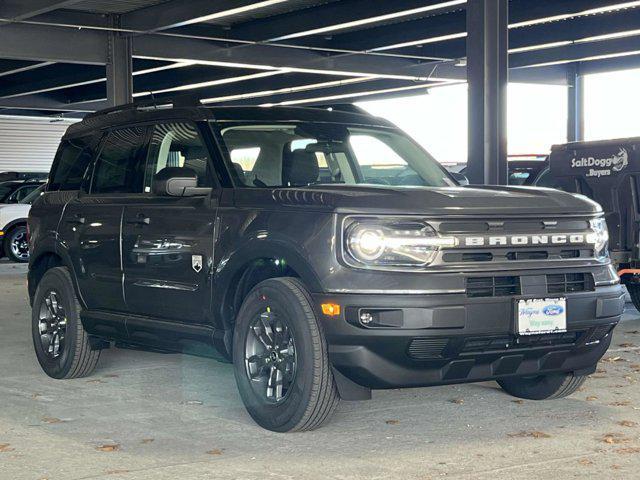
[149,91,159,109]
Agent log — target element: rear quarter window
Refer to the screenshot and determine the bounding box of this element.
[49,134,100,191]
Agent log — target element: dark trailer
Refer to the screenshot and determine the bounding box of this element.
[549,137,640,307]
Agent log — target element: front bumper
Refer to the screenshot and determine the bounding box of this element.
[314,284,624,390]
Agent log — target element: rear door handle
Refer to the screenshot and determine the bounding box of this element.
[127,214,151,226]
[66,215,85,225]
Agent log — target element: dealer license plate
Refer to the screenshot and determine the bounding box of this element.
[517,298,567,336]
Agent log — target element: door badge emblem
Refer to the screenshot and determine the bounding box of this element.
[192,255,203,273]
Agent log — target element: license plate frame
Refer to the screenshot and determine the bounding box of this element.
[516,297,567,336]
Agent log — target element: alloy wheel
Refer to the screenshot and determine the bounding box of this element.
[245,308,297,404]
[38,291,67,359]
[10,230,29,261]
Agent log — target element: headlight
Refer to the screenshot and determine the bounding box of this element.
[344,217,457,268]
[587,217,609,260]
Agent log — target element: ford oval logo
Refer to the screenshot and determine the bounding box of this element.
[543,305,564,316]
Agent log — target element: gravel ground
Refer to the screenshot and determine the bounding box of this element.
[1,259,640,479]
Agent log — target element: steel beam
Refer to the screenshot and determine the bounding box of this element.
[0,0,84,22]
[566,63,584,143]
[466,0,508,186]
[0,23,107,64]
[106,17,133,107]
[132,34,446,81]
[0,94,104,112]
[511,35,640,68]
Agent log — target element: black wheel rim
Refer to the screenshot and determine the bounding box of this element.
[245,307,297,404]
[10,230,29,261]
[38,290,67,359]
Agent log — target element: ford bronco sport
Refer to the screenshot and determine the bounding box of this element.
[28,101,624,432]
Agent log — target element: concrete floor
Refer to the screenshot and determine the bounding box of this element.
[2,260,640,479]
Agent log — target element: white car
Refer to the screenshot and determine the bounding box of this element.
[0,184,44,263]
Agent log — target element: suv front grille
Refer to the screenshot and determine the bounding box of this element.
[436,217,596,265]
[546,273,594,294]
[466,276,521,298]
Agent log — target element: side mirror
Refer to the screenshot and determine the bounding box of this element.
[451,172,469,186]
[152,167,212,197]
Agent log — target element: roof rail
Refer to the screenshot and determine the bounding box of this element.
[84,95,203,120]
[315,104,369,115]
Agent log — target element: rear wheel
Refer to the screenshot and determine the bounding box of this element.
[32,267,100,379]
[4,225,29,263]
[626,284,640,312]
[498,372,587,400]
[233,277,339,432]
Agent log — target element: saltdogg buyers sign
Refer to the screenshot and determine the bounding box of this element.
[570,147,629,178]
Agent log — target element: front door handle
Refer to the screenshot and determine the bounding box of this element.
[66,215,85,225]
[127,214,151,226]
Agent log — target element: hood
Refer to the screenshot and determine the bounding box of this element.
[254,184,602,217]
[0,203,31,229]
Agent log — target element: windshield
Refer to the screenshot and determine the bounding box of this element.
[0,183,17,202]
[19,184,45,204]
[214,122,455,188]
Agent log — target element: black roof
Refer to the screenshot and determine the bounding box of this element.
[64,104,395,138]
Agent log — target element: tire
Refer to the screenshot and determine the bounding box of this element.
[497,372,587,400]
[232,277,339,432]
[4,225,29,263]
[627,284,640,312]
[32,267,100,379]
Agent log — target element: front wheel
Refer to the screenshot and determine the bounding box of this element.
[233,277,339,432]
[4,225,29,263]
[498,372,587,400]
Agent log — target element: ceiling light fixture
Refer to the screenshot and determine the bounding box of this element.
[261,80,460,107]
[134,71,285,98]
[201,77,373,104]
[168,0,290,29]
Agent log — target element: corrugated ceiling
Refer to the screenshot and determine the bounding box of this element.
[65,0,171,15]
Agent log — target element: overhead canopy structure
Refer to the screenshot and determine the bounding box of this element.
[0,0,638,114]
[1,0,639,182]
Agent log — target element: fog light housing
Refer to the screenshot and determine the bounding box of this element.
[357,309,404,328]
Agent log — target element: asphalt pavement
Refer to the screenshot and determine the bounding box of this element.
[1,259,640,479]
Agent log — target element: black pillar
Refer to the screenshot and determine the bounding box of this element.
[567,63,584,143]
[466,0,509,185]
[106,15,133,107]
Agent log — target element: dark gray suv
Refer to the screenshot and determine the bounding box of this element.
[28,102,624,432]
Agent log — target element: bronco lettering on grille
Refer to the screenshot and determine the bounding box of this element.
[463,234,587,247]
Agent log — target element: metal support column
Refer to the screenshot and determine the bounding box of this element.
[567,63,584,143]
[106,15,133,107]
[466,0,509,185]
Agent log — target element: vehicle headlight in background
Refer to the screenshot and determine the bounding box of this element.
[344,218,457,268]
[587,217,609,260]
